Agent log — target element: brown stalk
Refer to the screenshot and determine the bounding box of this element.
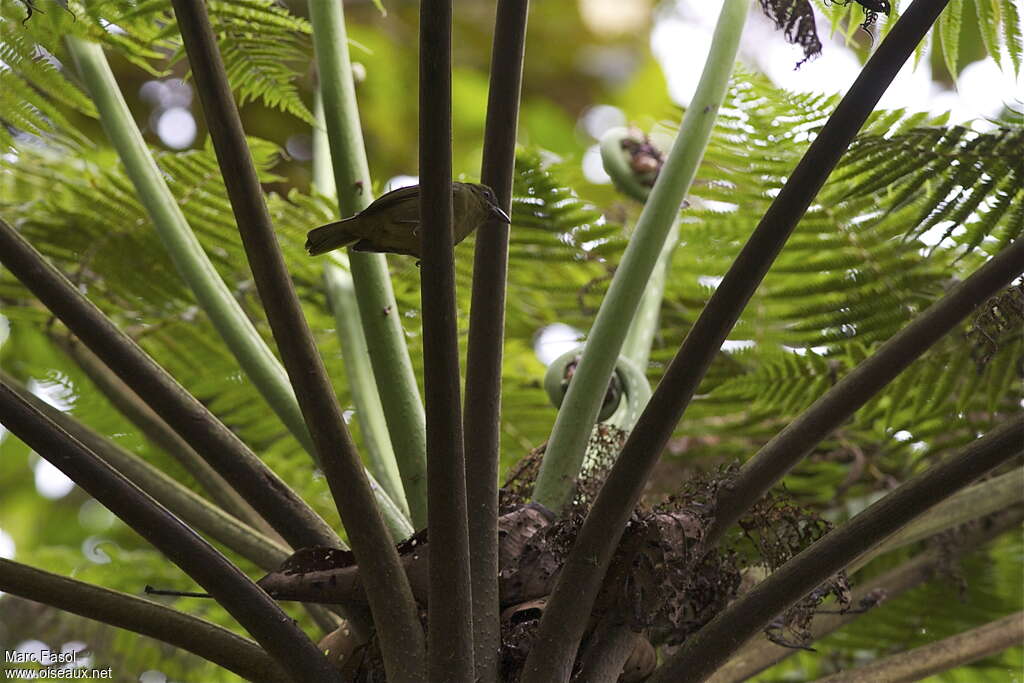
[167,1,426,679]
[52,336,271,535]
[812,612,1024,683]
[650,420,1024,682]
[0,218,338,551]
[707,509,1024,682]
[519,1,952,678]
[418,0,475,679]
[464,2,530,679]
[0,382,336,682]
[0,559,288,683]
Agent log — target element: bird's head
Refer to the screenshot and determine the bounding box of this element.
[468,183,511,223]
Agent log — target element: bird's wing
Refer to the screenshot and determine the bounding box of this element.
[357,184,421,220]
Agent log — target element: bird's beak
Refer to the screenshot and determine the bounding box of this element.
[491,204,511,224]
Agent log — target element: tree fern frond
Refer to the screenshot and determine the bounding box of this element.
[215,33,312,124]
[813,0,1022,75]
[623,73,1023,501]
[974,0,1002,67]
[841,124,1024,256]
[502,149,623,326]
[2,70,1017,497]
[0,29,95,117]
[712,347,836,416]
[760,534,1024,681]
[64,0,314,120]
[1001,0,1023,75]
[0,18,95,151]
[938,0,964,78]
[210,0,309,33]
[199,0,313,123]
[0,139,330,478]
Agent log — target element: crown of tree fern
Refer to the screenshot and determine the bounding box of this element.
[0,4,1021,677]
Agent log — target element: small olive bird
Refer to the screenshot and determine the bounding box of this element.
[305,182,510,258]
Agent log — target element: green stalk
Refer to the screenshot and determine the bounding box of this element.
[0,381,338,682]
[850,466,1023,571]
[810,613,1024,683]
[709,511,1024,683]
[603,126,679,375]
[311,94,335,193]
[653,420,1023,683]
[323,265,410,516]
[55,335,272,536]
[620,218,680,373]
[0,219,341,551]
[66,37,310,453]
[1,369,292,567]
[313,95,409,518]
[170,0,424,673]
[308,0,429,530]
[530,0,748,512]
[68,36,410,540]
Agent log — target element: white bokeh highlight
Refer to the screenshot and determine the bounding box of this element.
[651,0,1022,124]
[0,528,15,559]
[156,107,197,150]
[534,323,585,366]
[33,458,75,500]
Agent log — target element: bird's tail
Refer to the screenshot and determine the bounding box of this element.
[305,220,358,255]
